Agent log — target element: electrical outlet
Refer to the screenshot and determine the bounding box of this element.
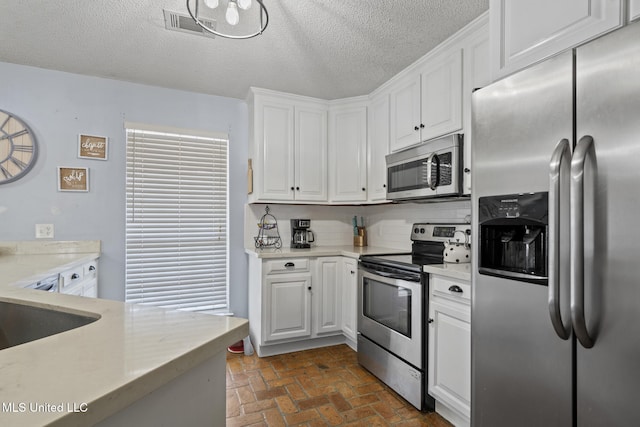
[35,224,54,239]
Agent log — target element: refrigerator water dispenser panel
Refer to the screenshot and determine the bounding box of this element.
[478,192,548,285]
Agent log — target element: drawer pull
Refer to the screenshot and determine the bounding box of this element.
[427,318,434,324]
[71,273,80,280]
[448,285,463,293]
[89,265,96,271]
[284,262,295,268]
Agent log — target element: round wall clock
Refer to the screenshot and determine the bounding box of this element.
[0,109,38,184]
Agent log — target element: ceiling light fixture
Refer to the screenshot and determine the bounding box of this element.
[186,0,268,39]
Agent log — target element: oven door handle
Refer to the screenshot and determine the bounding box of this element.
[359,266,421,282]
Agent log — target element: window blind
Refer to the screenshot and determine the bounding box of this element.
[125,126,228,312]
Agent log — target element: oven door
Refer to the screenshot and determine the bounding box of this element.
[358,265,423,369]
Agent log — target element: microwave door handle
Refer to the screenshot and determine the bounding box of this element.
[571,135,595,349]
[425,153,437,190]
[548,138,571,340]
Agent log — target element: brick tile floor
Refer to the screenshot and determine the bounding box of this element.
[226,344,453,427]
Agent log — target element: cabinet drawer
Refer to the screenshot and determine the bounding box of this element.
[264,258,310,275]
[59,267,84,290]
[430,275,470,304]
[83,261,98,278]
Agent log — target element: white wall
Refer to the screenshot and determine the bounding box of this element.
[0,62,249,317]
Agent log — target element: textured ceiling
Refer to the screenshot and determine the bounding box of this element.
[0,0,488,100]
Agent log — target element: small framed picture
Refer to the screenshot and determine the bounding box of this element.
[78,134,108,160]
[58,167,89,192]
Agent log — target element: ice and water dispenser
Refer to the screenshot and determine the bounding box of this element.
[478,192,548,285]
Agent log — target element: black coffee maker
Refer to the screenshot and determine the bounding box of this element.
[290,219,315,249]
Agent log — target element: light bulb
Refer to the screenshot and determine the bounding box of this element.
[225,1,240,25]
[237,0,252,10]
[204,0,219,9]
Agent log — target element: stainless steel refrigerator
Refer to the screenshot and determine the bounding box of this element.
[471,21,640,426]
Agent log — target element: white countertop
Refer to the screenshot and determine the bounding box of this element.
[0,241,248,426]
[423,263,472,281]
[245,245,408,259]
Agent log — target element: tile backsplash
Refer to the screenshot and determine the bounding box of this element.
[245,200,471,251]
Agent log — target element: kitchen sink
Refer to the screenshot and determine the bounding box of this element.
[0,300,99,350]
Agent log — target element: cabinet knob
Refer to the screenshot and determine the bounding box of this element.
[448,285,463,293]
[284,262,295,268]
[428,318,434,324]
[296,186,300,191]
[350,270,355,275]
[308,286,312,291]
[362,187,366,191]
[464,168,471,173]
[383,184,386,188]
[290,186,295,191]
[420,123,425,128]
[414,126,420,131]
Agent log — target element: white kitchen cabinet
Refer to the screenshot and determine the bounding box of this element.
[420,49,463,142]
[249,89,328,203]
[390,49,463,152]
[428,275,471,426]
[329,102,368,202]
[631,0,640,21]
[461,14,490,194]
[264,273,312,342]
[390,75,421,151]
[295,105,329,201]
[248,255,355,356]
[367,92,390,202]
[59,259,99,298]
[490,0,623,80]
[314,257,342,335]
[340,258,358,346]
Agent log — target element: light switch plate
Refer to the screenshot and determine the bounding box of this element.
[35,224,54,239]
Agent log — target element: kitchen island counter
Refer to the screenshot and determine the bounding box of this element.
[0,242,248,426]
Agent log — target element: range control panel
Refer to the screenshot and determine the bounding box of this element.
[411,223,471,243]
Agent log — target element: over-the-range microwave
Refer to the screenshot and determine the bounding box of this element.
[386,133,463,201]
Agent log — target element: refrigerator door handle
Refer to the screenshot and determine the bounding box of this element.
[571,135,595,349]
[548,138,571,340]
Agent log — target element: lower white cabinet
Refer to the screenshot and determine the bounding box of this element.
[248,255,357,356]
[59,259,99,298]
[264,273,312,342]
[314,257,342,335]
[341,258,358,344]
[428,275,471,426]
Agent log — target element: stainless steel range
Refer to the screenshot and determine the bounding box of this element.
[357,223,471,411]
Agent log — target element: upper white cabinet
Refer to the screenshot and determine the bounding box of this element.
[390,49,463,152]
[329,100,368,203]
[367,92,390,202]
[249,89,328,203]
[490,0,624,80]
[461,15,490,194]
[420,49,463,142]
[389,75,421,151]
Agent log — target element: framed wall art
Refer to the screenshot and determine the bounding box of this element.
[58,167,89,192]
[78,134,108,160]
